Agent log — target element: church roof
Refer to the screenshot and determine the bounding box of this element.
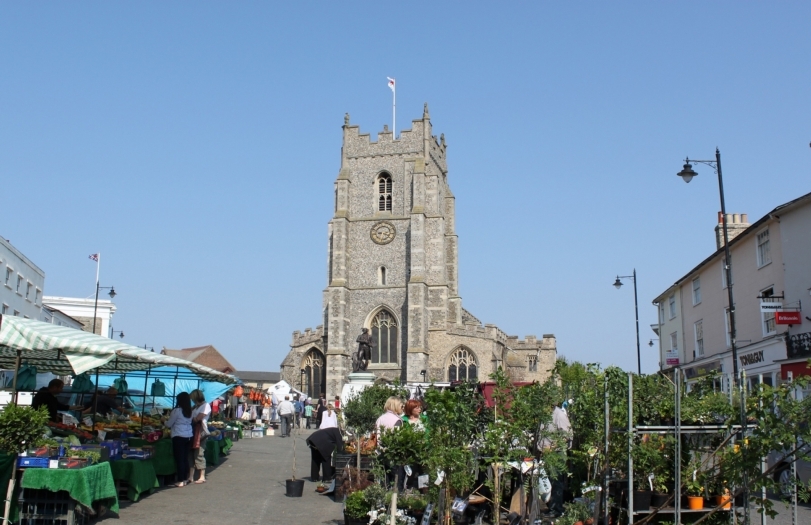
[461,308,482,326]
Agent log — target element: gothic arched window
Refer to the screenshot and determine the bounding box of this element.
[371,309,398,364]
[448,347,478,382]
[301,348,325,399]
[377,173,392,212]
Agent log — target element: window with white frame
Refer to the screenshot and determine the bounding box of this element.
[1,304,8,315]
[16,275,23,294]
[761,287,776,335]
[35,288,41,305]
[668,294,676,319]
[25,282,32,300]
[670,332,678,353]
[692,277,701,305]
[13,310,19,317]
[721,256,733,288]
[4,267,11,286]
[694,320,704,357]
[757,229,771,267]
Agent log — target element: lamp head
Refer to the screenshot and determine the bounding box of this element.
[613,277,623,289]
[108,287,116,298]
[119,332,124,339]
[677,162,698,183]
[649,339,654,347]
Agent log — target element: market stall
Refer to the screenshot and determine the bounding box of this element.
[0,315,240,520]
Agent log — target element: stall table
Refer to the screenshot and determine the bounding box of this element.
[20,462,119,514]
[109,459,159,501]
[128,438,176,476]
[204,437,233,467]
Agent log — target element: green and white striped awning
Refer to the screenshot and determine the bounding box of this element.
[0,316,237,384]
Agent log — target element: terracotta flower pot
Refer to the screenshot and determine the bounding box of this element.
[715,493,732,509]
[687,496,704,510]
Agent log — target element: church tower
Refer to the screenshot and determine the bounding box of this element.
[281,107,556,400]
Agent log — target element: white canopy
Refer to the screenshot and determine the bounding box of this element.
[0,315,238,384]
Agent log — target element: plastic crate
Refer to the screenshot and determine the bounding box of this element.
[17,488,87,525]
[224,429,239,441]
[17,457,51,469]
[334,454,375,471]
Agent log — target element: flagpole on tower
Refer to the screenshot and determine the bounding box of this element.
[387,77,396,139]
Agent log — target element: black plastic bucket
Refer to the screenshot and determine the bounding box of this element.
[286,479,305,497]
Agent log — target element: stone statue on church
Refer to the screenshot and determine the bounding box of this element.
[353,328,374,372]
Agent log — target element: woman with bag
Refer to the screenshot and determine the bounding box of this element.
[189,389,211,484]
[164,392,193,487]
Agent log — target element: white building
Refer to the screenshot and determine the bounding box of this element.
[0,236,45,320]
[42,296,117,337]
[40,304,85,330]
[652,191,811,388]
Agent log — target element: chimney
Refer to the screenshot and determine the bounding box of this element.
[715,212,749,249]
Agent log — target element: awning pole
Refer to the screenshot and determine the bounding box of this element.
[172,367,179,403]
[142,365,151,433]
[92,367,101,417]
[11,350,22,404]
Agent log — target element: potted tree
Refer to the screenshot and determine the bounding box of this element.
[285,418,304,497]
[344,488,371,525]
[0,404,49,523]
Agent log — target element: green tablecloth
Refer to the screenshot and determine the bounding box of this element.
[204,437,232,466]
[21,462,119,513]
[128,438,175,476]
[109,459,159,502]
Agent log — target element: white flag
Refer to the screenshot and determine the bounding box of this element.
[387,77,395,92]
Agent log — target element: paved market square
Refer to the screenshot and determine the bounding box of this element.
[98,429,344,525]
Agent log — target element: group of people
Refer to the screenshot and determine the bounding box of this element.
[163,389,212,488]
[32,379,138,422]
[276,394,340,437]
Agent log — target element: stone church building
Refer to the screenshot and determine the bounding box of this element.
[280,105,557,399]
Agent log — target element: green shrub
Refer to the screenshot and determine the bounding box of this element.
[345,488,370,519]
[0,404,49,455]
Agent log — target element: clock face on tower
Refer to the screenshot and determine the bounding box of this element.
[370,221,396,245]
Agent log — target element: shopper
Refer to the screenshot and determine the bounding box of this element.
[304,399,313,429]
[334,395,341,409]
[277,395,295,437]
[81,387,134,417]
[189,389,211,484]
[315,397,326,428]
[402,399,426,431]
[319,403,338,429]
[306,427,343,482]
[538,401,572,517]
[164,392,193,487]
[375,396,404,433]
[293,396,303,429]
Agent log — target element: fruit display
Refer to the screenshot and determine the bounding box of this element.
[47,422,94,442]
[344,435,377,455]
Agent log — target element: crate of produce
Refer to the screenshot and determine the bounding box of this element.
[99,440,122,460]
[17,457,51,469]
[224,429,239,441]
[334,453,375,471]
[120,446,153,460]
[68,445,109,463]
[58,457,90,469]
[17,488,87,525]
[26,446,52,458]
[250,429,264,439]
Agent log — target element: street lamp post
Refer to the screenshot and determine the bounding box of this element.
[613,269,642,375]
[676,148,749,524]
[91,284,116,336]
[109,325,124,339]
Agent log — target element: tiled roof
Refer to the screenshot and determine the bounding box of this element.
[160,345,236,373]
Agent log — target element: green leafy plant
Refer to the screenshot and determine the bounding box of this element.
[0,404,49,455]
[378,423,427,474]
[345,488,371,519]
[555,500,591,525]
[343,383,408,469]
[398,492,427,511]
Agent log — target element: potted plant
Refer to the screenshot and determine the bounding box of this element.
[684,461,705,510]
[630,438,660,511]
[398,492,427,522]
[0,404,49,524]
[344,488,371,525]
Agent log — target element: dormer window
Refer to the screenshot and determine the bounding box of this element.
[377,173,392,211]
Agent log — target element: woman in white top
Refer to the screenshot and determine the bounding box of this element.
[190,389,212,484]
[319,403,339,429]
[164,392,193,487]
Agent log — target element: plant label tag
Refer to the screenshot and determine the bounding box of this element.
[98,430,107,441]
[418,474,429,488]
[83,417,93,427]
[434,470,445,486]
[421,503,433,525]
[62,413,78,426]
[49,459,59,469]
[404,465,412,477]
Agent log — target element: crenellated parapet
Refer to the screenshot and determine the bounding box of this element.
[291,325,324,347]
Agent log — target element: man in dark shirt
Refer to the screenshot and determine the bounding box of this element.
[32,379,72,422]
[82,387,133,416]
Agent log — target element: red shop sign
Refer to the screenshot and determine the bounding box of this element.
[775,311,802,324]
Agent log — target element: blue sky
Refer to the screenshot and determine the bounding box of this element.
[2,2,809,373]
